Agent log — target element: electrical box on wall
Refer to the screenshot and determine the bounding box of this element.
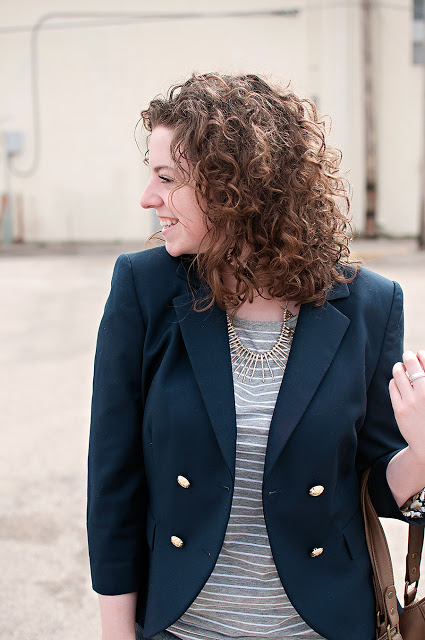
[4,131,23,156]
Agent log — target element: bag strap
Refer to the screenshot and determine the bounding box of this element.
[361,470,425,638]
[404,522,424,606]
[361,470,400,637]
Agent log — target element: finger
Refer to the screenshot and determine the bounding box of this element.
[404,350,425,388]
[417,350,425,371]
[389,377,402,411]
[403,350,423,375]
[392,361,411,397]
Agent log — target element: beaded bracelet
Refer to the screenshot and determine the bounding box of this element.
[401,487,425,519]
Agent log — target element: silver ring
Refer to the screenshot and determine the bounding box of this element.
[408,371,425,385]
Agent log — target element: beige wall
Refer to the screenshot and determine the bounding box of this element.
[0,0,422,242]
[304,1,365,234]
[375,0,423,236]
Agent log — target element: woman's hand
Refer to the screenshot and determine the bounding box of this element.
[389,350,425,461]
[387,350,425,507]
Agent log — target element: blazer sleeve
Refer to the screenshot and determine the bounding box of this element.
[87,254,147,595]
[356,280,424,523]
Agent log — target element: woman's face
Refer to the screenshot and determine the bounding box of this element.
[140,126,209,257]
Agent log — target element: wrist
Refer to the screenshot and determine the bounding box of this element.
[403,445,425,469]
[387,447,425,507]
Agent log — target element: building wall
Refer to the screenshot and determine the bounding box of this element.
[375,0,423,236]
[0,0,422,242]
[304,1,365,235]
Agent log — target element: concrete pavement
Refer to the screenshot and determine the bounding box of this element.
[0,239,424,639]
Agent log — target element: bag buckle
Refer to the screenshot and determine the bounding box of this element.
[376,617,400,640]
[386,623,400,639]
[405,579,418,599]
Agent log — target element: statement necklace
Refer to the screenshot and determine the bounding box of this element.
[226,307,295,383]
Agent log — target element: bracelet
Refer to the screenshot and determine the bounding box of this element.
[401,487,425,519]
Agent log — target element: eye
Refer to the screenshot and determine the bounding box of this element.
[159,175,173,184]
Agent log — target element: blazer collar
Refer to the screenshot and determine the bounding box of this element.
[176,259,201,288]
[173,260,351,479]
[326,280,350,301]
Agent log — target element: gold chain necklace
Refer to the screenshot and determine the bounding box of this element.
[226,308,295,383]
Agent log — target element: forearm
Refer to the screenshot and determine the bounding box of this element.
[387,446,425,508]
[98,592,137,640]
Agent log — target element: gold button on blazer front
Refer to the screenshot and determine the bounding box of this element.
[177,475,191,489]
[309,485,324,497]
[171,535,184,548]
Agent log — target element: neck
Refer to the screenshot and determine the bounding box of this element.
[222,273,299,321]
[233,296,299,321]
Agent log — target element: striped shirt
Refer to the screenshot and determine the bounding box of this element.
[169,317,324,640]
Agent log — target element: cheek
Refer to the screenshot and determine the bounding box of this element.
[168,188,193,216]
[187,195,208,234]
[172,191,207,233]
[191,211,209,238]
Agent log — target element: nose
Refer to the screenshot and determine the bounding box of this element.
[140,181,163,210]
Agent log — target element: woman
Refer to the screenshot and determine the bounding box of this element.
[87,73,425,640]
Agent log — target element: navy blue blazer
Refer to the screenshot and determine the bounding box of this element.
[87,246,415,640]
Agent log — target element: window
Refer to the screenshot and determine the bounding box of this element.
[414,0,424,20]
[413,0,425,64]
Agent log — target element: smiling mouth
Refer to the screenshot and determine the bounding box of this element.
[160,218,179,231]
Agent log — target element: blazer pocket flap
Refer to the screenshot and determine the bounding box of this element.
[342,509,366,560]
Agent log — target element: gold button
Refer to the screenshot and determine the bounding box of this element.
[310,547,324,557]
[309,485,324,497]
[177,475,191,489]
[171,535,184,548]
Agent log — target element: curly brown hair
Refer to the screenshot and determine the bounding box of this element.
[141,72,356,310]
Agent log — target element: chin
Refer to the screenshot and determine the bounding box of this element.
[165,241,200,258]
[165,243,184,258]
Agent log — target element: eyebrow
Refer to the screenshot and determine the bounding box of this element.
[153,165,174,173]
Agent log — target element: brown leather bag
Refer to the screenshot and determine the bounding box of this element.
[361,470,425,639]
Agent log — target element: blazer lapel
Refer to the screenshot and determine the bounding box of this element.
[264,295,351,479]
[173,260,351,481]
[173,285,237,479]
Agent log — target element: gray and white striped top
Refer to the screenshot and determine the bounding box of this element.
[169,317,324,640]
